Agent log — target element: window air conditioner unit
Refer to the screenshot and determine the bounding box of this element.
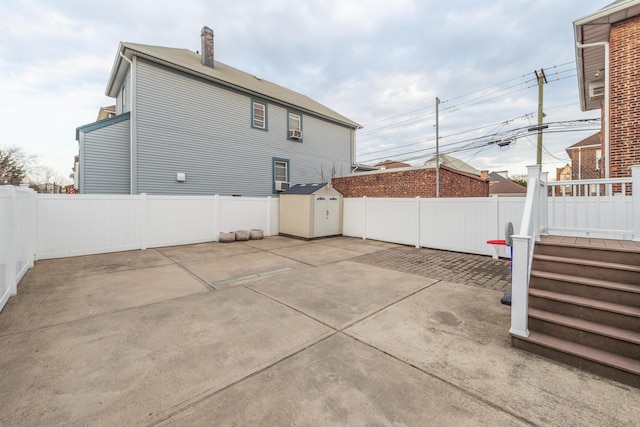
[275,181,290,192]
[588,81,605,98]
[289,130,302,139]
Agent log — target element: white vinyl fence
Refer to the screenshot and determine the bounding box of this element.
[36,194,279,259]
[0,186,36,312]
[343,195,525,256]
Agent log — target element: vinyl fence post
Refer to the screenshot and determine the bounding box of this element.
[415,196,420,248]
[8,187,17,296]
[214,194,220,241]
[266,196,272,237]
[362,196,367,240]
[140,193,147,250]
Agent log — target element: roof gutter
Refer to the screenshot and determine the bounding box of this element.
[575,40,609,178]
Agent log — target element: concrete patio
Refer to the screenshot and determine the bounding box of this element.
[0,236,637,426]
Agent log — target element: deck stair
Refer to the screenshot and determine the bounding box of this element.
[511,238,640,388]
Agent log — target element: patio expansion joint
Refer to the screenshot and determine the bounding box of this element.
[343,332,537,427]
[156,250,216,291]
[148,331,339,426]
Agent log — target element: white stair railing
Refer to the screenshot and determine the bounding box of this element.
[510,165,545,338]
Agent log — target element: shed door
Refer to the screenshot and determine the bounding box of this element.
[314,196,340,237]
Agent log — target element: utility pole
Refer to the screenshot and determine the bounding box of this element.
[534,69,547,165]
[435,97,440,198]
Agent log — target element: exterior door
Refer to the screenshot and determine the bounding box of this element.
[314,195,340,237]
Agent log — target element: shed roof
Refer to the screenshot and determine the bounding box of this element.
[283,183,328,195]
[107,42,361,129]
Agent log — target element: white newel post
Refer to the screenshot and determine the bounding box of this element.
[528,165,542,241]
[633,166,640,241]
[539,171,548,238]
[510,235,531,337]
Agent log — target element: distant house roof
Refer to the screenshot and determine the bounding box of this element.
[566,132,601,150]
[489,179,527,195]
[283,183,327,195]
[97,105,116,121]
[489,172,507,182]
[375,160,411,169]
[107,42,361,129]
[424,154,480,176]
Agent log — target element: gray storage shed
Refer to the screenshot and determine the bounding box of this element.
[279,183,343,239]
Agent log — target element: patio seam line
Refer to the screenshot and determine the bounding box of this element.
[342,332,537,427]
[0,289,213,339]
[148,331,338,426]
[156,250,216,291]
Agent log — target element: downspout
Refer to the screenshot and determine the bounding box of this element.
[119,52,135,193]
[575,41,609,178]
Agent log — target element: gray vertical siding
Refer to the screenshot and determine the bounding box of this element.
[82,119,130,194]
[134,59,353,196]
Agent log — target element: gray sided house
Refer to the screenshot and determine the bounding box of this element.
[76,27,361,195]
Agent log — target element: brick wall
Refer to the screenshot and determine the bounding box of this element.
[332,164,489,198]
[609,15,640,178]
[568,147,601,180]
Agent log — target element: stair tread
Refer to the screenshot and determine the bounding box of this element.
[517,331,640,375]
[533,253,640,273]
[530,270,640,293]
[529,307,640,344]
[529,288,640,317]
[537,238,640,254]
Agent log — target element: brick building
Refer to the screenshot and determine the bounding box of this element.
[574,1,640,179]
[565,132,601,180]
[332,164,489,198]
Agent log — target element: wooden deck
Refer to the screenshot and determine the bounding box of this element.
[541,235,640,251]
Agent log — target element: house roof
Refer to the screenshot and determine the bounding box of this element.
[375,160,411,169]
[488,172,507,182]
[424,154,480,176]
[106,42,361,129]
[489,179,527,195]
[574,0,640,111]
[282,183,327,195]
[566,132,601,150]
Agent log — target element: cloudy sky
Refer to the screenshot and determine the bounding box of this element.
[1,0,608,183]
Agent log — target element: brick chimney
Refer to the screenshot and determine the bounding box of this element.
[201,26,214,68]
[480,170,489,180]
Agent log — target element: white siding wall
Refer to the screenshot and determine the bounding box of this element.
[134,59,352,196]
[81,118,130,194]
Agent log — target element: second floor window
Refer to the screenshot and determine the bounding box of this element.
[252,101,266,129]
[288,112,302,140]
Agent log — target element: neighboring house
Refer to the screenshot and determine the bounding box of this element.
[489,171,509,182]
[374,159,411,169]
[574,1,640,179]
[565,132,601,180]
[75,27,361,195]
[489,179,527,197]
[332,164,489,198]
[556,164,572,181]
[96,105,116,121]
[424,154,481,176]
